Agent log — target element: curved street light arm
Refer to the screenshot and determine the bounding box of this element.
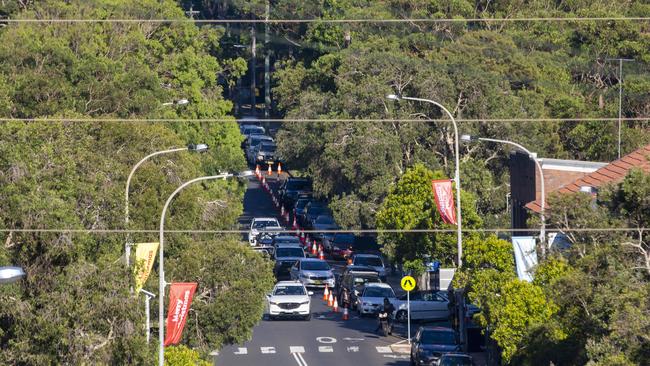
[158,173,231,366]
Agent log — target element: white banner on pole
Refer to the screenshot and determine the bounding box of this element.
[512,236,538,282]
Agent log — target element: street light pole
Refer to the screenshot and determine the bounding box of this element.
[461,136,546,256]
[158,172,252,366]
[387,95,464,267]
[125,144,208,267]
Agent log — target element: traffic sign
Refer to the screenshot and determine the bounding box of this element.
[400,275,416,292]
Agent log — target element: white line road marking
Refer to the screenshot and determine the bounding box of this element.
[383,354,410,359]
[233,347,248,355]
[376,346,392,353]
[260,346,276,354]
[316,336,337,344]
[347,346,359,352]
[290,346,306,353]
[343,337,365,342]
[292,352,308,366]
[318,346,334,353]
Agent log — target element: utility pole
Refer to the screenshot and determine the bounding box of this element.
[606,58,634,159]
[264,0,271,119]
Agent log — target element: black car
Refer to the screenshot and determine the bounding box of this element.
[273,246,305,280]
[410,326,461,366]
[280,178,312,207]
[300,201,330,229]
[337,269,382,309]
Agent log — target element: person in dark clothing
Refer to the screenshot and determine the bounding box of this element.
[376,297,395,334]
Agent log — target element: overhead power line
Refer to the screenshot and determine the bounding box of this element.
[0,228,643,234]
[1,16,649,24]
[0,117,648,124]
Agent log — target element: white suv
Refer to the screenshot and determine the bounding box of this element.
[249,217,281,245]
[267,281,313,320]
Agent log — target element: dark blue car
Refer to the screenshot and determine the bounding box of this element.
[410,326,461,366]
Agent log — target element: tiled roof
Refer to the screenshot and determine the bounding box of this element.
[526,144,650,213]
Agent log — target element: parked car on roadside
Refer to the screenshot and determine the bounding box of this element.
[393,290,450,322]
[326,233,356,259]
[410,326,461,366]
[266,281,313,321]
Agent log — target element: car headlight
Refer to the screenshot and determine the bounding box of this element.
[362,302,370,306]
[269,301,279,305]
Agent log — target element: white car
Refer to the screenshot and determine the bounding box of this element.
[350,254,387,281]
[393,290,450,322]
[249,217,281,245]
[267,281,313,320]
[357,283,396,316]
[290,258,335,288]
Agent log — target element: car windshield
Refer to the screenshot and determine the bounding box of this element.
[315,216,335,225]
[260,144,276,152]
[353,276,380,286]
[253,220,277,229]
[363,287,395,298]
[334,234,355,245]
[275,238,300,244]
[439,356,473,366]
[273,286,306,296]
[245,127,264,135]
[275,248,304,258]
[420,330,457,345]
[287,180,312,190]
[301,261,330,271]
[354,257,383,267]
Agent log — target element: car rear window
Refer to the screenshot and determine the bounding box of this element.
[253,220,278,229]
[420,330,456,345]
[353,275,380,286]
[301,261,330,271]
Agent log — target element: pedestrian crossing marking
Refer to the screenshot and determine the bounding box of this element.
[318,346,334,353]
[261,347,276,354]
[228,345,400,356]
[233,347,248,355]
[347,346,359,352]
[290,346,305,353]
[376,346,392,353]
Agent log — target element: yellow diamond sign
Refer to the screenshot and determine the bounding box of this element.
[400,275,416,292]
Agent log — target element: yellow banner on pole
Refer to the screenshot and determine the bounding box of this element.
[134,242,159,292]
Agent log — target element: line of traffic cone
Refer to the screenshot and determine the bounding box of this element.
[318,248,325,260]
[277,162,282,175]
[267,164,272,176]
[323,284,329,301]
[332,297,338,313]
[327,292,334,307]
[311,240,317,256]
[255,165,261,179]
[342,305,349,320]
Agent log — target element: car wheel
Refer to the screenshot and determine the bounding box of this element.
[268,315,275,321]
[396,310,408,323]
[304,314,311,321]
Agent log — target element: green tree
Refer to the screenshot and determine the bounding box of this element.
[376,164,482,266]
[165,345,211,366]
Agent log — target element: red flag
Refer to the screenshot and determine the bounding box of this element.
[431,179,457,225]
[164,282,197,346]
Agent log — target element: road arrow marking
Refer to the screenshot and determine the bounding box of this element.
[347,346,359,352]
[233,347,248,355]
[261,346,276,354]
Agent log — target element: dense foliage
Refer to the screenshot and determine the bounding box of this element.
[0,1,274,364]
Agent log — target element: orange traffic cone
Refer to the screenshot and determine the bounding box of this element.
[292,216,297,229]
[255,165,260,177]
[267,164,272,176]
[327,292,334,307]
[332,297,339,312]
[323,284,329,301]
[318,249,325,260]
[311,240,317,256]
[278,162,282,175]
[342,306,349,320]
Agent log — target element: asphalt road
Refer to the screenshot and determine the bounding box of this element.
[216,175,413,366]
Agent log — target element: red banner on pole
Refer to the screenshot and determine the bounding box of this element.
[164,282,197,346]
[431,179,457,225]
